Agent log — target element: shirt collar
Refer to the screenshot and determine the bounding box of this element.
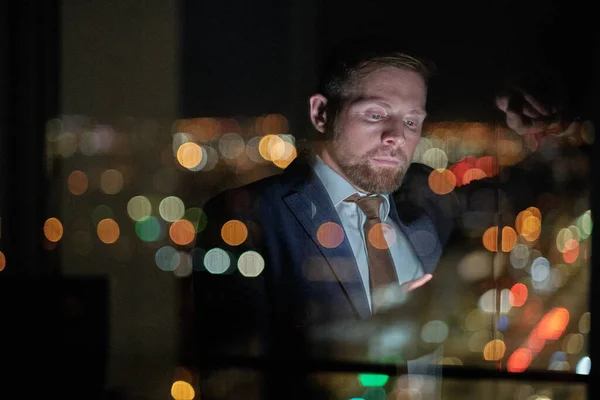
[312,155,391,220]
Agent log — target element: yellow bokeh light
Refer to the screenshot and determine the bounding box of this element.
[368,223,395,250]
[483,339,506,361]
[177,142,203,169]
[67,170,88,195]
[272,141,297,169]
[422,147,448,170]
[521,215,541,242]
[221,220,248,246]
[0,251,5,271]
[316,222,344,249]
[170,219,196,246]
[97,218,120,244]
[428,168,456,195]
[482,226,498,252]
[171,380,195,400]
[44,217,64,242]
[258,134,285,161]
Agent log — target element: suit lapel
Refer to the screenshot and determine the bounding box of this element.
[283,162,371,319]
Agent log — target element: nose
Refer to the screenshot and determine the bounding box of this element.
[382,120,406,147]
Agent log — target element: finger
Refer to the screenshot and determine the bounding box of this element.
[403,273,432,292]
[522,103,543,119]
[522,92,551,116]
[495,95,509,112]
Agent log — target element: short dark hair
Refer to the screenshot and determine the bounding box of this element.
[316,36,436,127]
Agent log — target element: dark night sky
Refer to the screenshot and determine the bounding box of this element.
[181,0,597,127]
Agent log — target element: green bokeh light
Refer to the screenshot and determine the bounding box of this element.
[92,205,115,226]
[135,216,161,242]
[183,207,208,233]
[358,374,389,387]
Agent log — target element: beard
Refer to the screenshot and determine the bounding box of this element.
[330,138,408,194]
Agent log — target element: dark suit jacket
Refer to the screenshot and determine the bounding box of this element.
[192,155,458,363]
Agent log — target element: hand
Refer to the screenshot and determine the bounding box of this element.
[495,87,581,138]
[401,273,432,292]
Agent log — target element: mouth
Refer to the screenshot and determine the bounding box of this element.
[372,157,401,166]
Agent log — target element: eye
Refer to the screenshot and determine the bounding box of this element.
[404,119,418,129]
[366,112,385,121]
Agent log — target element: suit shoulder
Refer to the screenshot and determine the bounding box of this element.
[202,171,288,213]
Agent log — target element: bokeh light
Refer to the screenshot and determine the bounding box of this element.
[483,339,506,361]
[204,248,231,274]
[92,205,115,226]
[422,148,448,170]
[0,251,5,271]
[482,226,498,252]
[97,218,120,244]
[238,251,265,277]
[420,320,449,344]
[170,219,196,246]
[176,142,203,169]
[171,380,195,400]
[67,170,88,195]
[156,246,180,271]
[220,220,248,246]
[219,132,245,159]
[183,207,208,233]
[44,217,64,242]
[358,373,389,387]
[367,223,395,250]
[578,312,590,334]
[576,356,591,375]
[509,283,528,307]
[428,168,456,195]
[159,196,185,222]
[173,251,193,278]
[136,216,162,242]
[100,169,124,194]
[127,196,152,221]
[316,222,345,249]
[507,348,532,373]
[258,134,285,161]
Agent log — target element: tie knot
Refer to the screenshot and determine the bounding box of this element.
[345,194,383,220]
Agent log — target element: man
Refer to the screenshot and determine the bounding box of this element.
[192,37,579,398]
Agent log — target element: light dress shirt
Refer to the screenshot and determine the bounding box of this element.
[312,155,424,312]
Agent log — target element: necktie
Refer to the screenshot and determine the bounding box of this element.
[345,193,398,313]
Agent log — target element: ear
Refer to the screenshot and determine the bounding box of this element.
[309,94,328,134]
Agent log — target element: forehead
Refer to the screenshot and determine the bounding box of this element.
[350,66,427,107]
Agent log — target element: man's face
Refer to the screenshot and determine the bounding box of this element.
[320,67,427,194]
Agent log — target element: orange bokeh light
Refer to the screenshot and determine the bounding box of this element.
[97,218,120,244]
[221,220,248,246]
[44,217,64,242]
[502,226,517,252]
[317,222,345,249]
[482,226,498,252]
[170,219,196,246]
[537,307,570,340]
[0,251,5,271]
[367,223,395,250]
[428,168,457,195]
[67,170,88,195]
[563,239,579,263]
[507,348,532,373]
[462,168,488,185]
